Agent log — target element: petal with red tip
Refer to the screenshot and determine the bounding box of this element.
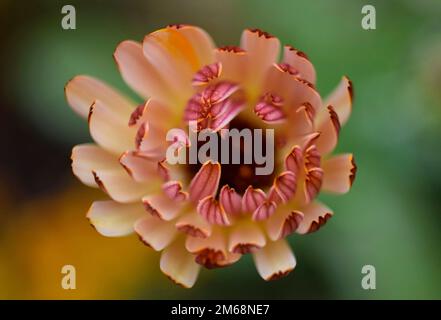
[142,192,183,221]
[315,105,341,155]
[162,180,188,201]
[119,151,159,182]
[197,196,230,225]
[322,154,357,194]
[254,93,286,124]
[252,201,277,221]
[134,215,177,251]
[283,45,316,84]
[160,239,200,288]
[88,100,136,155]
[219,185,242,216]
[324,76,353,126]
[189,162,221,202]
[71,144,119,187]
[87,201,145,237]
[242,186,267,213]
[192,62,222,86]
[176,211,212,238]
[65,75,133,119]
[252,239,296,281]
[228,221,266,254]
[266,209,304,241]
[296,201,333,234]
[214,46,248,83]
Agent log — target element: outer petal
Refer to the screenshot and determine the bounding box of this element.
[296,201,333,235]
[142,192,183,221]
[266,209,304,241]
[314,105,341,155]
[88,100,136,155]
[240,28,280,92]
[189,162,221,203]
[92,169,159,203]
[160,239,200,288]
[87,201,145,237]
[283,45,316,84]
[252,239,296,281]
[175,211,212,238]
[214,46,248,84]
[65,75,133,119]
[114,40,174,104]
[324,76,353,126]
[134,215,177,251]
[322,154,357,194]
[228,221,266,254]
[71,144,118,187]
[119,151,159,182]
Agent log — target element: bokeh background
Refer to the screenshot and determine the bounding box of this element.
[1,0,440,299]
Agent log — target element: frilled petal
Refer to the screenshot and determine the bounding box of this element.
[266,209,304,241]
[186,229,240,269]
[322,154,357,194]
[252,201,276,221]
[314,105,341,155]
[87,201,145,237]
[162,181,188,202]
[228,221,266,254]
[252,239,296,281]
[214,46,248,84]
[142,192,183,221]
[242,186,266,213]
[296,201,333,234]
[71,144,118,187]
[268,171,297,204]
[119,151,159,182]
[175,211,212,238]
[197,196,230,226]
[264,64,322,113]
[160,239,200,288]
[65,75,134,119]
[282,45,316,84]
[192,62,222,86]
[219,185,242,216]
[134,215,177,251]
[240,28,280,92]
[254,93,286,124]
[324,76,353,126]
[189,161,221,202]
[88,100,136,155]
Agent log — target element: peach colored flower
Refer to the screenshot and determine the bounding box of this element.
[66,25,356,288]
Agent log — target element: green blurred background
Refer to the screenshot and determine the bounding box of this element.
[0,0,440,299]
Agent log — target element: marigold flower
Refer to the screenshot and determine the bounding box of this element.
[66,25,357,288]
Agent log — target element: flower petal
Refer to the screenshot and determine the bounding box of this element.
[314,105,341,155]
[214,46,248,83]
[160,239,200,288]
[142,192,183,221]
[322,154,357,194]
[119,151,159,182]
[134,215,177,251]
[92,169,159,203]
[228,221,266,254]
[266,209,304,241]
[175,211,212,238]
[65,75,133,119]
[283,45,316,84]
[189,161,221,202]
[197,196,230,226]
[252,239,296,281]
[71,144,118,187]
[162,181,188,202]
[252,201,276,221]
[87,201,145,237]
[296,201,333,234]
[268,171,297,204]
[324,76,353,126]
[114,40,174,104]
[88,100,136,155]
[242,186,267,213]
[192,62,222,86]
[219,185,242,216]
[264,64,322,113]
[240,28,280,92]
[254,93,286,124]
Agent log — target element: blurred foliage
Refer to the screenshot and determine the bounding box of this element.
[0,0,440,299]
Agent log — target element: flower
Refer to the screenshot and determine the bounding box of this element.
[66,25,357,288]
